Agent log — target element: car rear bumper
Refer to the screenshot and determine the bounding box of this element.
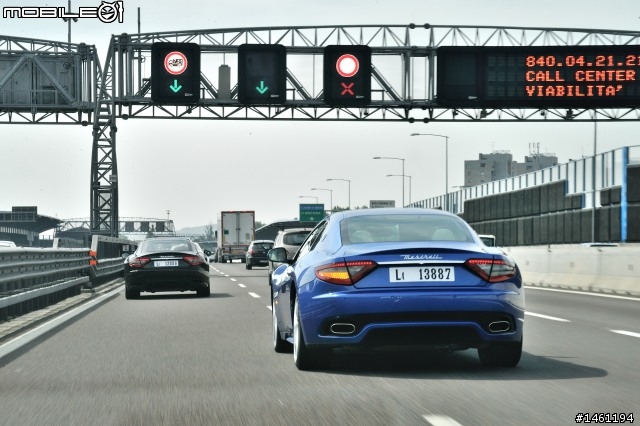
[125,269,209,293]
[297,285,524,348]
[247,256,269,265]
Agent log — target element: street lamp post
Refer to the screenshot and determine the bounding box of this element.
[373,156,405,207]
[310,188,333,213]
[387,174,411,204]
[298,195,319,203]
[410,133,449,211]
[326,178,351,210]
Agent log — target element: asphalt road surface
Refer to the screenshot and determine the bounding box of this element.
[0,262,638,426]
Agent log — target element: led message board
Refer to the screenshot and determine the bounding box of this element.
[238,44,287,105]
[323,45,371,107]
[437,45,640,108]
[151,42,201,104]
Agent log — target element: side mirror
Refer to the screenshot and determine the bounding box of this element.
[204,249,212,256]
[267,247,288,262]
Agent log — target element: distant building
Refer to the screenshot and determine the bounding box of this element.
[464,146,558,187]
[0,206,61,247]
[513,154,559,176]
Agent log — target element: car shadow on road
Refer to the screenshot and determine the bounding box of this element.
[134,292,233,300]
[326,347,607,380]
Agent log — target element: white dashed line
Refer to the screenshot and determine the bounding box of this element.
[238,284,246,288]
[525,286,640,302]
[610,330,640,339]
[266,305,272,310]
[423,414,463,426]
[230,278,237,282]
[248,292,260,298]
[525,312,571,322]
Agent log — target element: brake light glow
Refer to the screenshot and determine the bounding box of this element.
[129,256,151,268]
[315,260,377,285]
[183,255,203,266]
[465,258,516,283]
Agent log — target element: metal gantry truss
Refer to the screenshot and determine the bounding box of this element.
[2,25,640,236]
[56,217,175,236]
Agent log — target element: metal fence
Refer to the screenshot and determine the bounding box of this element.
[410,145,636,216]
[0,236,135,323]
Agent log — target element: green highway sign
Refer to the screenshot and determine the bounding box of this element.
[299,204,325,222]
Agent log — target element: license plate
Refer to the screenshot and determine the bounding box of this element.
[389,266,455,282]
[154,260,179,267]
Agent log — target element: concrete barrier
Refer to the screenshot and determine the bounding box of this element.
[503,244,640,297]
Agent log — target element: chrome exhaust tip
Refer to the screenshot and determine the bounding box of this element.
[330,323,356,335]
[488,320,511,333]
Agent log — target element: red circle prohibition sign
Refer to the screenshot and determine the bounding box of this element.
[336,54,359,78]
[164,51,188,75]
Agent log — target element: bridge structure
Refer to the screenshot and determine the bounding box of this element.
[2,25,640,236]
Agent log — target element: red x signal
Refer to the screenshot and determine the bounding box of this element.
[341,82,355,96]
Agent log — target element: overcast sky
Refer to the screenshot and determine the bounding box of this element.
[1,0,639,230]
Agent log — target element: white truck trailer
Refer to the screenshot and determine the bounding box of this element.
[216,211,255,263]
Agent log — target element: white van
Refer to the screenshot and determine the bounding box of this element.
[478,234,496,247]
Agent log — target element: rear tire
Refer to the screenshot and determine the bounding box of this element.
[246,260,252,270]
[293,298,331,370]
[197,284,210,298]
[125,287,139,300]
[478,338,522,367]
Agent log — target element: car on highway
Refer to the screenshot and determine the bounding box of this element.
[245,239,274,269]
[268,208,524,370]
[0,240,17,248]
[267,227,313,279]
[124,237,210,299]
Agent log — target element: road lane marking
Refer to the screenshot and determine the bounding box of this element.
[610,330,640,339]
[525,311,571,322]
[230,278,237,282]
[248,292,260,298]
[238,284,246,288]
[423,415,464,426]
[266,305,272,310]
[525,286,640,302]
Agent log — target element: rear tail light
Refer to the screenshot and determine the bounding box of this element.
[464,258,516,283]
[315,260,377,285]
[129,256,151,268]
[183,255,204,266]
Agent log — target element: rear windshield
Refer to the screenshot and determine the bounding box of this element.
[142,239,193,252]
[282,232,309,246]
[253,242,274,250]
[340,214,474,245]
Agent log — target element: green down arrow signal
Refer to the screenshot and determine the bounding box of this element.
[256,80,269,94]
[169,79,182,93]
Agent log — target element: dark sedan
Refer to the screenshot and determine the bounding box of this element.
[269,208,524,370]
[124,237,210,299]
[245,239,274,270]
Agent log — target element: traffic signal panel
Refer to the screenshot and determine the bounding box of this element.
[323,45,371,107]
[238,44,287,105]
[151,42,201,104]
